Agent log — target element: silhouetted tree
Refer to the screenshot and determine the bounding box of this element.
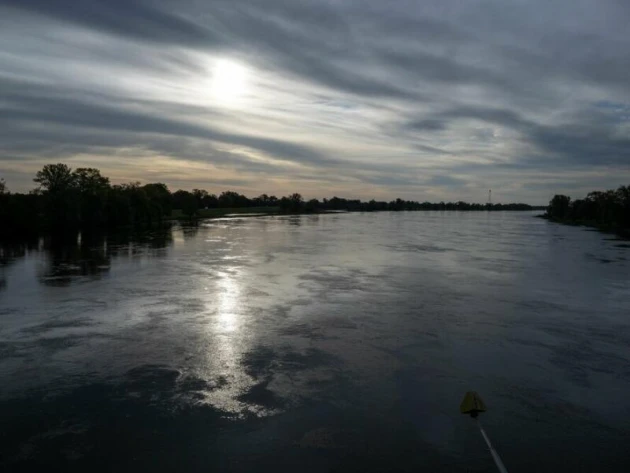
[73,168,109,226]
[202,193,219,208]
[143,183,172,219]
[122,182,153,225]
[256,194,270,206]
[182,196,198,219]
[192,189,208,208]
[0,162,543,240]
[219,191,240,208]
[34,164,75,194]
[545,186,630,236]
[305,199,320,212]
[34,163,78,228]
[547,195,571,220]
[105,184,132,227]
[279,193,304,212]
[73,168,109,193]
[173,190,198,219]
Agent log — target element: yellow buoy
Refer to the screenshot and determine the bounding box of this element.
[460,391,487,417]
[459,391,509,472]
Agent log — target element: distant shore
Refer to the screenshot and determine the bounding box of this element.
[169,206,545,222]
[541,188,630,240]
[0,163,544,239]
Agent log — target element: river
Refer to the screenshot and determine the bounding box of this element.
[1,211,629,472]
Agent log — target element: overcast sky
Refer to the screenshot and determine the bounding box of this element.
[1,0,629,203]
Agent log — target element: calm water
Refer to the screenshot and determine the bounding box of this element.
[1,212,629,472]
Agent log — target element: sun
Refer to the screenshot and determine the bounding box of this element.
[211,59,247,104]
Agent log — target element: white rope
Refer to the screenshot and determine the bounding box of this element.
[476,418,509,473]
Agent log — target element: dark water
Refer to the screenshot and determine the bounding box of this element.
[1,212,629,472]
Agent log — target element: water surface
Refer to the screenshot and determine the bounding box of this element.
[1,212,629,471]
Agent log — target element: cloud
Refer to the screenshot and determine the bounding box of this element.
[403,104,630,168]
[428,175,467,188]
[1,0,218,47]
[1,0,630,203]
[0,78,334,167]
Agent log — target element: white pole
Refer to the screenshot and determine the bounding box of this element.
[476,419,509,473]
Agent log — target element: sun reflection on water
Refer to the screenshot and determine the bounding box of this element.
[199,265,254,415]
[216,269,240,333]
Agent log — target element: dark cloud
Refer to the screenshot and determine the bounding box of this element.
[1,0,219,47]
[529,122,630,167]
[412,144,452,155]
[404,106,531,133]
[404,104,630,167]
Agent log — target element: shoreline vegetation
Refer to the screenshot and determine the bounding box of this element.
[541,187,630,239]
[1,163,543,239]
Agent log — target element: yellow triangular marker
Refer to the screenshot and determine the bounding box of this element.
[460,391,487,417]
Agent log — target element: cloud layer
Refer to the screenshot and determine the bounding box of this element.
[1,0,629,202]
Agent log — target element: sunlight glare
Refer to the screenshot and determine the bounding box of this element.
[211,59,248,105]
[216,269,240,332]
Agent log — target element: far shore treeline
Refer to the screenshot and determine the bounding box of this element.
[1,164,540,237]
[544,186,630,238]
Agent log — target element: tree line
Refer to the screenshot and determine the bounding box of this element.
[1,163,539,237]
[545,186,630,237]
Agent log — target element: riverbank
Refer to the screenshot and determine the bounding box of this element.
[539,214,630,239]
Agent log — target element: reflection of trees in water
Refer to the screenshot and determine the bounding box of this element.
[105,226,173,258]
[287,216,302,226]
[1,225,174,288]
[0,238,41,266]
[181,222,200,240]
[0,238,41,291]
[38,232,111,287]
[31,225,175,287]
